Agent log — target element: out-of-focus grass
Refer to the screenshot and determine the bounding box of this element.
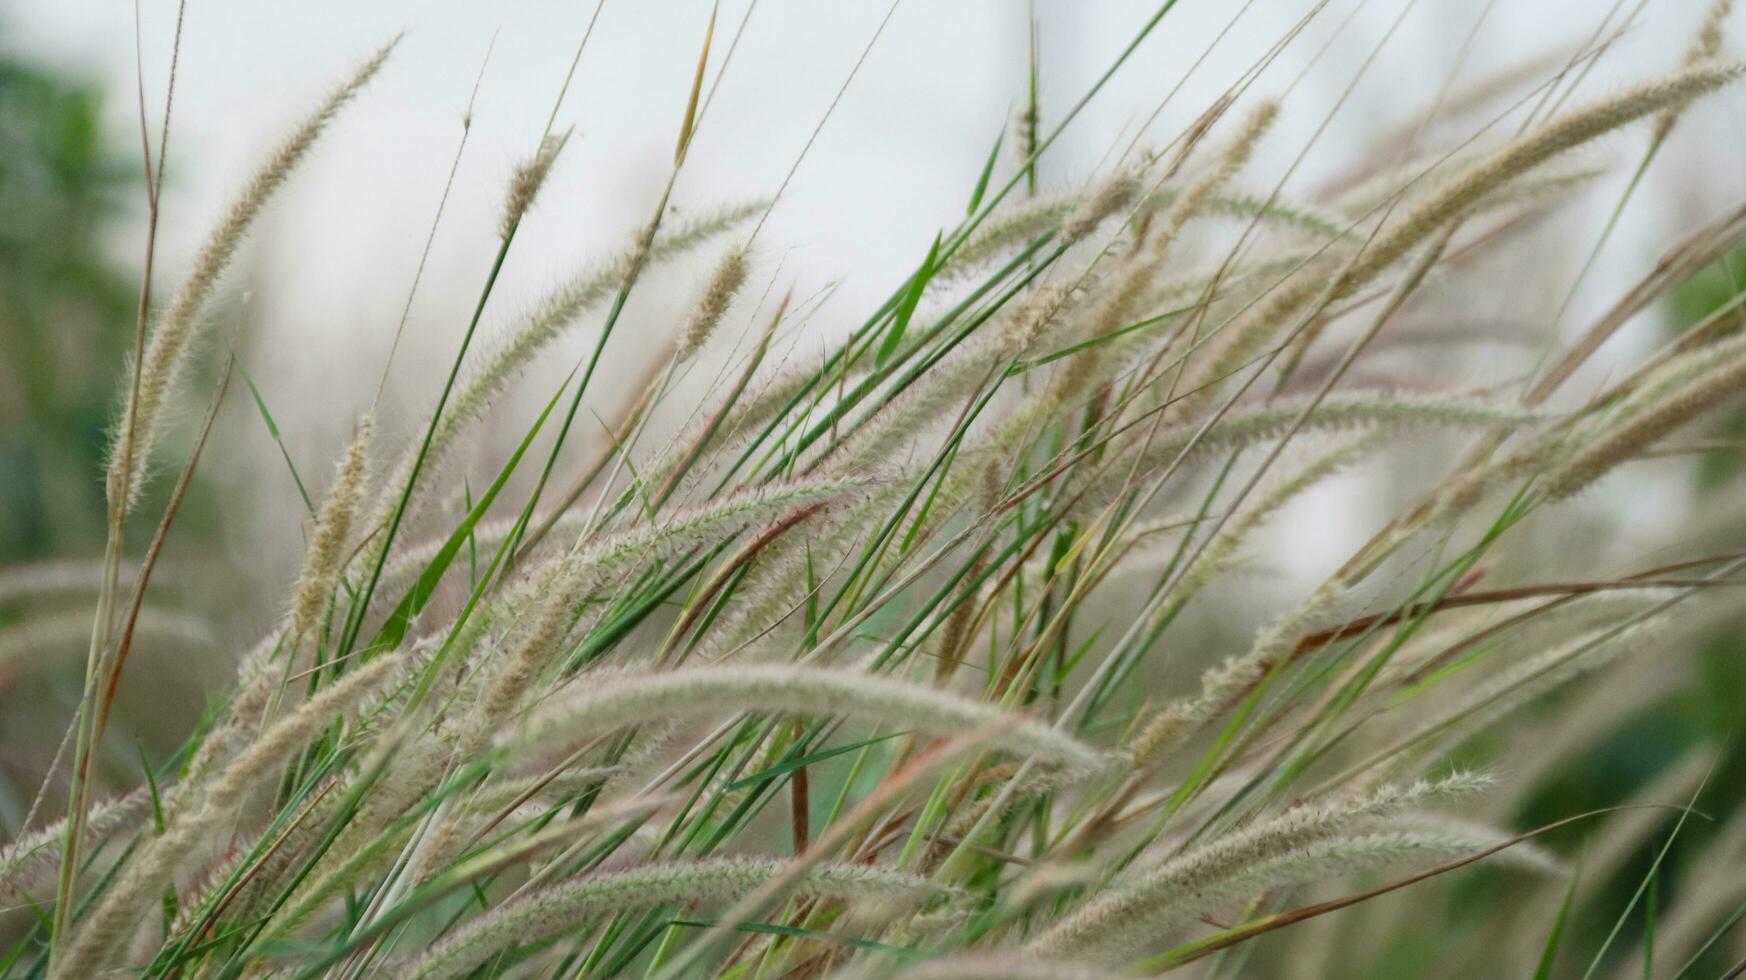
[0,54,136,559]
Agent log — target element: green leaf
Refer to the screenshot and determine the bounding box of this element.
[877,231,943,368]
[236,356,314,514]
[1580,765,1712,980]
[1645,870,1658,979]
[135,741,165,835]
[966,125,1005,216]
[365,378,568,655]
[725,732,904,792]
[1533,866,1581,980]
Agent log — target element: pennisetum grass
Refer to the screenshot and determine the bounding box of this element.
[7,6,1746,979]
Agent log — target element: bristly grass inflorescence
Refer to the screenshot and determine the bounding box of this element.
[7,6,1746,979]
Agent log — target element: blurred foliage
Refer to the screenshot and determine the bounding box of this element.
[0,54,137,559]
[0,50,221,835]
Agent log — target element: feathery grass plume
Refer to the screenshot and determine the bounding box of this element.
[1654,0,1734,142]
[1340,62,1743,294]
[1376,617,1670,780]
[1331,144,1602,224]
[1390,814,1562,873]
[500,132,566,238]
[1545,349,1746,498]
[1373,586,1683,688]
[1145,770,1496,871]
[1151,101,1278,257]
[142,770,348,964]
[399,474,855,646]
[1169,432,1380,602]
[1137,247,1324,325]
[471,566,584,724]
[706,291,1072,639]
[285,416,372,646]
[144,843,251,963]
[950,193,1076,272]
[822,343,1010,474]
[690,461,987,659]
[367,203,763,539]
[373,507,594,602]
[1076,828,1536,960]
[1396,162,1605,231]
[678,246,749,360]
[0,791,147,907]
[1414,430,1560,530]
[471,202,758,414]
[1064,393,1535,527]
[690,539,825,659]
[948,183,1346,285]
[1173,392,1535,456]
[1060,171,1142,245]
[506,664,1105,768]
[263,739,452,935]
[709,341,840,448]
[1014,95,1039,173]
[1001,276,1085,355]
[158,629,285,825]
[147,768,348,967]
[1193,61,1744,396]
[940,764,1106,853]
[436,561,599,811]
[415,778,618,892]
[555,474,864,585]
[889,957,1137,980]
[1610,329,1746,419]
[107,38,397,511]
[1029,773,1494,958]
[51,652,407,979]
[1128,574,1351,766]
[401,859,954,980]
[1149,185,1350,241]
[1043,105,1275,403]
[822,284,1077,474]
[267,794,672,958]
[933,465,1004,682]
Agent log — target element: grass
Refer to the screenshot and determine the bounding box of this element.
[5,2,1746,977]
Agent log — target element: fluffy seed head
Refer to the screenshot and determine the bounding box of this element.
[506,663,1106,769]
[1547,349,1746,498]
[403,859,956,980]
[1061,172,1141,244]
[54,653,407,979]
[1151,100,1278,255]
[286,416,372,645]
[1197,62,1744,399]
[678,246,749,360]
[107,38,397,514]
[1031,773,1494,958]
[1655,3,1735,140]
[501,132,566,238]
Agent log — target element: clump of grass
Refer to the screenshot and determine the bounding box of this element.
[7,8,1746,980]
